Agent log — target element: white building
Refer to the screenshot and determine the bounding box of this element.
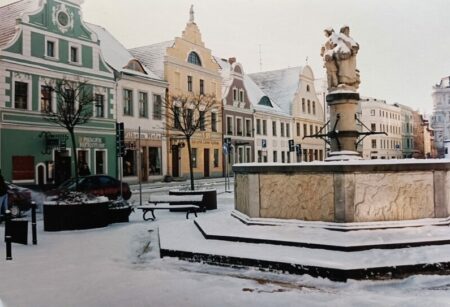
[88,24,168,182]
[249,66,326,162]
[431,76,450,157]
[244,75,293,163]
[358,97,402,160]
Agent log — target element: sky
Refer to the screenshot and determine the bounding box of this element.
[2,0,450,114]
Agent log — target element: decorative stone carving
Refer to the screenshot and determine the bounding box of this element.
[52,3,74,34]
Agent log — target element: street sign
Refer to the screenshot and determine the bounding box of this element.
[116,122,125,157]
[288,139,295,152]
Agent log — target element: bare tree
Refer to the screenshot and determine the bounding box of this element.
[165,93,219,190]
[42,78,95,188]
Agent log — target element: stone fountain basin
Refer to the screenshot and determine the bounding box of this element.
[233,159,450,223]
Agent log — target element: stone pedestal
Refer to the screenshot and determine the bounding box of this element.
[326,91,362,160]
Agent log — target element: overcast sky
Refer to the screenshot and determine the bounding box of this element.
[2,0,450,114]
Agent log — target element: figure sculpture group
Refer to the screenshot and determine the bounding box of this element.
[321,25,360,91]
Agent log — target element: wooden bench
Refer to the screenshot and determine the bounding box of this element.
[136,195,203,221]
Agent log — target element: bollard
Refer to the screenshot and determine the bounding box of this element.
[5,210,12,260]
[31,201,37,245]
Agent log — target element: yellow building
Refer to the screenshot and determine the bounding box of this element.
[130,7,223,179]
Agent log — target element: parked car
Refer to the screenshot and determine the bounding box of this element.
[6,182,33,218]
[49,175,132,200]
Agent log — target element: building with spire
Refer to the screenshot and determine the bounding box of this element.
[130,6,223,179]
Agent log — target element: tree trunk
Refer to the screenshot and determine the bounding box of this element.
[186,136,195,191]
[69,129,79,190]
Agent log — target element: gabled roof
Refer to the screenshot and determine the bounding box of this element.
[249,66,303,116]
[87,23,161,80]
[214,56,234,100]
[243,74,285,116]
[0,0,36,47]
[129,40,175,80]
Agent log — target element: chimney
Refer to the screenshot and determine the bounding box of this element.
[228,57,236,65]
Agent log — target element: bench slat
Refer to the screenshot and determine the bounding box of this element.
[148,195,203,203]
[137,205,199,210]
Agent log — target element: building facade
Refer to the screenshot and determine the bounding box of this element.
[0,0,116,185]
[394,103,415,158]
[89,23,168,183]
[431,76,450,157]
[131,8,223,179]
[358,98,402,160]
[216,57,254,175]
[249,66,325,162]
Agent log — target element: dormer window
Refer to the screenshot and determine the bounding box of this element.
[188,52,202,66]
[259,96,273,107]
[124,60,146,74]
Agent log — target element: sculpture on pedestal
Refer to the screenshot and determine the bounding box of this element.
[321,26,360,91]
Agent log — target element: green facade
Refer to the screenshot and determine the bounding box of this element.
[0,0,117,184]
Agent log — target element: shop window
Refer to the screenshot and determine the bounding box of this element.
[14,82,28,109]
[148,147,162,175]
[12,156,34,181]
[214,149,219,168]
[123,149,136,176]
[95,150,106,175]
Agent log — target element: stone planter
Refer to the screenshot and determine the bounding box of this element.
[43,197,110,231]
[108,206,133,224]
[169,189,217,211]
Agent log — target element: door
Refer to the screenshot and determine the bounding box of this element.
[55,150,71,185]
[171,146,179,177]
[204,148,210,177]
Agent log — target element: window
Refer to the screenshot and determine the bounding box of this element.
[246,147,251,163]
[262,120,267,135]
[315,126,318,134]
[46,40,55,58]
[256,119,261,135]
[70,46,79,63]
[200,79,204,95]
[236,118,242,135]
[312,101,316,115]
[139,92,148,117]
[40,85,52,112]
[65,88,75,113]
[371,123,376,131]
[238,147,244,163]
[307,100,311,113]
[303,124,307,137]
[211,112,217,132]
[192,148,198,168]
[273,151,278,162]
[174,106,181,129]
[187,109,194,128]
[372,139,377,149]
[212,149,219,168]
[14,82,28,109]
[245,119,252,137]
[200,111,205,131]
[281,151,285,163]
[310,124,313,135]
[281,122,285,137]
[153,94,162,120]
[306,85,310,92]
[239,90,244,102]
[123,89,133,116]
[226,116,233,135]
[148,147,162,175]
[272,121,277,136]
[95,150,106,175]
[286,123,290,138]
[95,94,104,118]
[187,76,193,92]
[188,52,202,66]
[302,99,305,112]
[233,89,237,101]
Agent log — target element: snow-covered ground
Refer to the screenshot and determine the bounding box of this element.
[1,187,450,307]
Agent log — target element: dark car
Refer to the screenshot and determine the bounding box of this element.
[52,175,132,200]
[6,182,33,218]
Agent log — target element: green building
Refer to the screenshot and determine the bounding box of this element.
[0,0,117,185]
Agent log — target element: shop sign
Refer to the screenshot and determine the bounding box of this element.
[79,136,106,148]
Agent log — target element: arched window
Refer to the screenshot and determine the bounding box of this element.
[188,52,202,66]
[259,96,273,107]
[124,59,146,73]
[306,85,310,92]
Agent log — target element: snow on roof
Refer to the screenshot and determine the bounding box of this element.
[0,0,36,47]
[129,40,175,80]
[243,74,287,116]
[87,23,161,80]
[214,56,235,100]
[249,66,303,115]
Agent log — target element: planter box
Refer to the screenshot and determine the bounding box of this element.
[108,206,132,224]
[169,189,217,211]
[43,198,110,231]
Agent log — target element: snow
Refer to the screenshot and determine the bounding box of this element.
[1,184,450,306]
[148,194,203,203]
